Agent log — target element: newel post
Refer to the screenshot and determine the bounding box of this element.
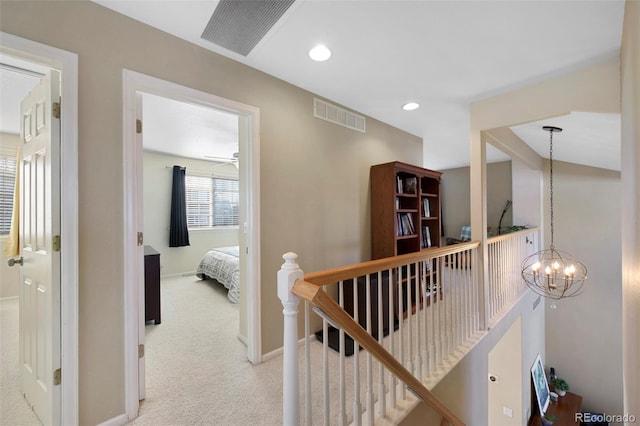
[278,252,304,426]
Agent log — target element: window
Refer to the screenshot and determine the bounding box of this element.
[185,174,239,228]
[0,155,17,235]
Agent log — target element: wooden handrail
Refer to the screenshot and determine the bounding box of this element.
[303,242,480,286]
[487,227,539,244]
[292,279,466,426]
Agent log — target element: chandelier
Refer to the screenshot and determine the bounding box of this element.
[521,126,587,303]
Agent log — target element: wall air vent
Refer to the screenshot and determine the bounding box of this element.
[201,0,295,56]
[314,98,366,133]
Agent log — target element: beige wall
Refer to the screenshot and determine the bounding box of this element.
[401,292,545,425]
[143,151,239,277]
[620,0,640,419]
[543,161,622,417]
[441,161,512,239]
[470,54,624,422]
[0,133,19,298]
[0,1,422,423]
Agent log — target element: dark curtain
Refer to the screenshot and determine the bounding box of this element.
[169,165,190,247]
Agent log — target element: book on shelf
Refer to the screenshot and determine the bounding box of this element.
[423,198,431,217]
[397,213,415,236]
[422,225,432,248]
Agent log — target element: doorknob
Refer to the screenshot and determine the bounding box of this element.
[8,257,23,267]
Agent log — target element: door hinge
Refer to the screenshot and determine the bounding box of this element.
[52,102,61,119]
[136,119,142,134]
[54,368,61,385]
[52,235,61,252]
[138,344,145,358]
[137,232,144,246]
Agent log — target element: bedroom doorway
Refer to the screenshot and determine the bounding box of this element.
[122,70,261,419]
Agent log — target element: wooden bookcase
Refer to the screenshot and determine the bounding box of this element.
[369,161,442,320]
[370,161,442,259]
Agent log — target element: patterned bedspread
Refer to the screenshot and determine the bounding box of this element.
[196,246,240,303]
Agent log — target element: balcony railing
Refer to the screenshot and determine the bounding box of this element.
[278,227,539,425]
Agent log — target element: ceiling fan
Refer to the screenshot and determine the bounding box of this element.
[205,152,239,168]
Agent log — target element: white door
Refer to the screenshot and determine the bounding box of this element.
[19,70,61,425]
[488,316,522,426]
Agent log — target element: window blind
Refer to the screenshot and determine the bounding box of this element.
[0,155,17,235]
[185,174,239,228]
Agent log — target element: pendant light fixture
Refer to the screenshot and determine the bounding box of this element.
[521,126,587,304]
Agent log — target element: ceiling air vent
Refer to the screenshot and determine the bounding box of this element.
[314,98,366,133]
[201,0,295,56]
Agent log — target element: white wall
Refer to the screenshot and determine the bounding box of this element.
[511,158,542,229]
[0,133,19,298]
[620,0,640,419]
[143,151,239,276]
[544,161,623,418]
[401,292,545,425]
[440,161,513,240]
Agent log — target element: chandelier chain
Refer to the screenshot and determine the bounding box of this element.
[549,128,554,248]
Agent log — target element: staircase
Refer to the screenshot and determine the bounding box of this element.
[278,228,539,425]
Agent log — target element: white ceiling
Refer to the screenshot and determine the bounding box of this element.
[141,92,239,161]
[2,1,624,170]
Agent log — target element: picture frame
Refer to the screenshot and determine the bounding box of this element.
[531,353,551,417]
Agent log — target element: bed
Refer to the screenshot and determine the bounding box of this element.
[196,246,240,304]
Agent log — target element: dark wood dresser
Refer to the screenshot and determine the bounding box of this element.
[530,392,583,426]
[144,246,161,324]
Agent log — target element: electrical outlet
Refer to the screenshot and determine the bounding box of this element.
[503,406,513,418]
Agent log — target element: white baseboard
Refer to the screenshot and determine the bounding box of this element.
[0,296,18,302]
[160,271,196,279]
[261,334,318,362]
[96,413,128,426]
[237,332,248,346]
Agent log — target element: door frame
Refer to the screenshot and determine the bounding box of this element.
[0,32,79,425]
[122,70,262,419]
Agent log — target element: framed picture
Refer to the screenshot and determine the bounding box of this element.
[531,353,550,416]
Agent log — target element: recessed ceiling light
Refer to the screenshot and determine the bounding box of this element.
[309,45,331,61]
[402,102,420,111]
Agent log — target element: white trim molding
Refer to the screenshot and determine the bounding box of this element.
[121,69,262,420]
[0,31,79,426]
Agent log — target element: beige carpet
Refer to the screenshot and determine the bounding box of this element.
[0,297,42,426]
[130,275,285,426]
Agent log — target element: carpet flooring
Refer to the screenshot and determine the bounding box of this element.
[0,297,42,426]
[129,275,284,426]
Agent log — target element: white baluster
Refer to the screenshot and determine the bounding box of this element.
[278,252,303,426]
[365,274,374,426]
[398,266,405,400]
[304,302,311,425]
[338,281,347,426]
[387,269,397,408]
[352,278,362,425]
[377,271,386,417]
[414,261,422,380]
[322,287,330,426]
